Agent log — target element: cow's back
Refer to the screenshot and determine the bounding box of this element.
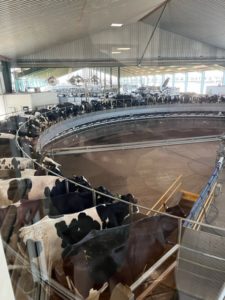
[18,206,103,277]
[0,176,63,206]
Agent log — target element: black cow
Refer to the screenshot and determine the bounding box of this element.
[49,186,135,217]
[49,176,91,198]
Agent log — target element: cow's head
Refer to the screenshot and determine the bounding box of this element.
[121,193,139,213]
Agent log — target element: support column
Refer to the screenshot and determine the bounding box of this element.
[118,67,121,94]
[0,66,5,94]
[162,74,165,85]
[200,71,205,94]
[0,61,12,94]
[14,77,20,93]
[99,68,102,86]
[222,71,225,86]
[172,73,175,88]
[104,67,106,90]
[184,72,188,92]
[110,67,112,88]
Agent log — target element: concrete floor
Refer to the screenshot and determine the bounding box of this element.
[48,118,222,210]
[51,117,225,148]
[56,142,218,209]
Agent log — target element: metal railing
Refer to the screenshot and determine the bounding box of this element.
[12,103,225,299]
[36,103,225,151]
[184,164,222,228]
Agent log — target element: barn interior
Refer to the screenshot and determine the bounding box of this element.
[1,1,225,300]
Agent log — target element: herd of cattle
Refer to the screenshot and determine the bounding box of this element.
[59,91,225,109]
[0,104,188,299]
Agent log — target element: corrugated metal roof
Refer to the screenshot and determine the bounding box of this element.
[0,0,164,59]
[142,0,225,50]
[3,0,225,66]
[17,21,225,68]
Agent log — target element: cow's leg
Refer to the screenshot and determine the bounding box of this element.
[1,205,17,243]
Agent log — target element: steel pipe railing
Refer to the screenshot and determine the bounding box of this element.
[14,105,225,230]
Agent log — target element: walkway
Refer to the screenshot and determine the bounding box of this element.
[176,162,225,300]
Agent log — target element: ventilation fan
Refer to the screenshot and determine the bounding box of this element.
[47,76,58,86]
[68,75,84,86]
[91,75,100,85]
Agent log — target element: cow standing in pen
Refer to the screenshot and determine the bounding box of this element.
[18,198,139,279]
[60,206,185,298]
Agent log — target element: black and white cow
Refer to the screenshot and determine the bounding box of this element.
[18,200,139,278]
[0,157,34,171]
[40,157,62,175]
[0,176,63,206]
[62,206,185,297]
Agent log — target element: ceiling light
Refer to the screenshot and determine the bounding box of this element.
[117,48,130,51]
[112,51,121,54]
[111,23,123,27]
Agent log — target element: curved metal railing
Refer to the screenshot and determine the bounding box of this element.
[14,105,225,227]
[36,103,225,151]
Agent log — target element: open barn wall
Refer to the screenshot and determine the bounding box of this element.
[16,22,225,68]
